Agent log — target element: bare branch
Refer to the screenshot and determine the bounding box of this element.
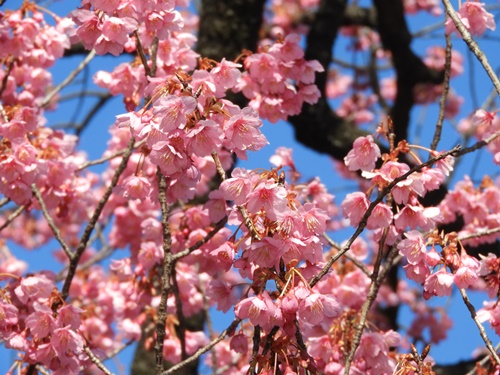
[459,227,500,241]
[430,33,452,152]
[0,204,26,233]
[459,288,500,366]
[84,345,115,375]
[76,139,146,172]
[162,318,241,375]
[155,169,174,375]
[61,135,135,300]
[172,216,228,261]
[41,49,96,108]
[442,0,500,97]
[31,184,73,258]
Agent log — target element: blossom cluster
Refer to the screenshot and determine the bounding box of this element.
[0,273,87,375]
[0,6,99,251]
[69,0,187,56]
[235,34,324,122]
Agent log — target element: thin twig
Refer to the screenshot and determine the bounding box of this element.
[430,33,452,152]
[248,325,262,375]
[459,288,500,366]
[41,49,96,108]
[198,272,218,375]
[84,345,115,375]
[309,145,461,287]
[162,318,241,375]
[459,227,500,241]
[0,204,26,233]
[0,57,15,101]
[76,92,113,137]
[76,139,146,171]
[455,130,500,158]
[323,233,371,277]
[442,0,500,97]
[171,266,188,361]
[61,136,135,300]
[31,185,73,258]
[135,30,152,77]
[172,217,228,261]
[343,230,393,375]
[465,342,500,375]
[151,36,159,78]
[155,169,174,375]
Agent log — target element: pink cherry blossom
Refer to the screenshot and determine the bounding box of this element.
[366,203,393,230]
[341,192,370,227]
[219,168,253,205]
[152,94,197,132]
[344,135,381,172]
[223,107,268,159]
[235,291,282,331]
[445,1,495,37]
[246,182,288,221]
[296,290,341,325]
[398,230,427,265]
[424,268,454,298]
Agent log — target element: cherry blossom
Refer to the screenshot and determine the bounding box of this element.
[445,1,495,37]
[3,1,500,374]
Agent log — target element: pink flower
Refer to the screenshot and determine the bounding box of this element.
[0,301,19,333]
[138,242,163,270]
[210,58,242,89]
[445,1,495,37]
[454,254,480,288]
[206,279,238,313]
[297,291,341,325]
[25,303,56,338]
[300,203,329,235]
[149,138,191,176]
[403,261,431,283]
[51,326,84,356]
[235,291,282,331]
[96,16,138,56]
[185,119,223,157]
[340,192,370,227]
[366,203,393,230]
[270,147,295,170]
[152,94,197,132]
[244,53,279,84]
[247,237,285,268]
[219,168,252,205]
[223,107,268,159]
[344,135,381,172]
[269,34,304,61]
[114,175,152,200]
[230,333,248,354]
[71,9,101,50]
[57,305,84,330]
[246,183,288,221]
[209,242,235,272]
[14,273,55,304]
[397,230,427,265]
[424,268,454,298]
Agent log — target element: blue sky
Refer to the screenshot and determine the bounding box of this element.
[2,0,500,373]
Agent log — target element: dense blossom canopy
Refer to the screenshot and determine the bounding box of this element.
[2,0,500,375]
